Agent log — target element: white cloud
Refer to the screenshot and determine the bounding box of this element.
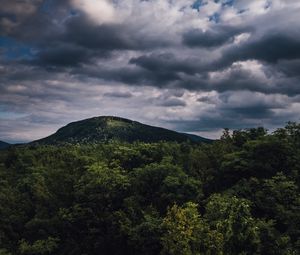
[71,0,116,25]
[233,33,251,44]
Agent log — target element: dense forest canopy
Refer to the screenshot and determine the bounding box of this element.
[0,122,300,254]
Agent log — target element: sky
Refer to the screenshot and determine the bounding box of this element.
[1,0,300,143]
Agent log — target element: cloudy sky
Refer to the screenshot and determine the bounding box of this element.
[1,0,300,143]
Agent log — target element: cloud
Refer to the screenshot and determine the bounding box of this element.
[197,96,215,104]
[104,91,133,98]
[221,33,300,64]
[1,0,300,142]
[62,17,163,51]
[182,25,249,48]
[34,44,92,67]
[0,0,43,34]
[157,98,187,107]
[130,53,199,75]
[71,0,116,25]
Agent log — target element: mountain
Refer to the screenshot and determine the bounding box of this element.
[183,133,213,143]
[0,141,10,149]
[32,116,212,145]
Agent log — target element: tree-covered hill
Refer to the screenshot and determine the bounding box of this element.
[0,122,299,254]
[0,140,10,149]
[32,116,211,145]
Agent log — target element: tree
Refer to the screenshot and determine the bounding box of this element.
[131,158,202,212]
[161,202,224,255]
[205,194,261,255]
[19,237,59,255]
[161,202,202,255]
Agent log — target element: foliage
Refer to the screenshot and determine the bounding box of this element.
[19,237,59,255]
[161,202,201,255]
[0,123,299,254]
[205,194,260,254]
[33,116,211,145]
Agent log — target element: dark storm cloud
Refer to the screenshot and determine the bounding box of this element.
[169,92,293,133]
[126,48,300,96]
[1,0,300,142]
[224,106,274,118]
[64,17,169,52]
[3,0,299,91]
[65,21,135,50]
[34,44,92,67]
[169,118,253,133]
[217,92,283,119]
[276,59,300,77]
[2,0,300,82]
[182,25,248,48]
[125,58,261,95]
[130,53,199,75]
[0,0,43,34]
[0,0,170,69]
[0,0,71,39]
[75,64,182,87]
[221,33,300,65]
[157,98,186,107]
[197,96,215,104]
[103,91,133,98]
[171,109,297,134]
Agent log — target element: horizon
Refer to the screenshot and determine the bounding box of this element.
[1,0,300,143]
[1,114,292,144]
[2,114,221,144]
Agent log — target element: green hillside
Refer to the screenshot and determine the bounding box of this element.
[33,116,211,144]
[0,141,10,149]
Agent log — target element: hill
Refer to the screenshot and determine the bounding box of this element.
[32,116,211,145]
[0,141,10,149]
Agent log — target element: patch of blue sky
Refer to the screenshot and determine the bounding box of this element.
[0,36,36,61]
[214,0,235,6]
[192,0,234,13]
[209,12,221,23]
[191,0,206,11]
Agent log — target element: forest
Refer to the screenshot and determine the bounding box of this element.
[0,122,299,255]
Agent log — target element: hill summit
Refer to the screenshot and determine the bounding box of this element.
[33,116,211,144]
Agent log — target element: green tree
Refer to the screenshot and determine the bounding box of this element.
[161,202,202,255]
[161,202,224,255]
[205,194,261,255]
[131,158,202,212]
[19,237,59,255]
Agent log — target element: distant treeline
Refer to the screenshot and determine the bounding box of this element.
[0,123,299,254]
